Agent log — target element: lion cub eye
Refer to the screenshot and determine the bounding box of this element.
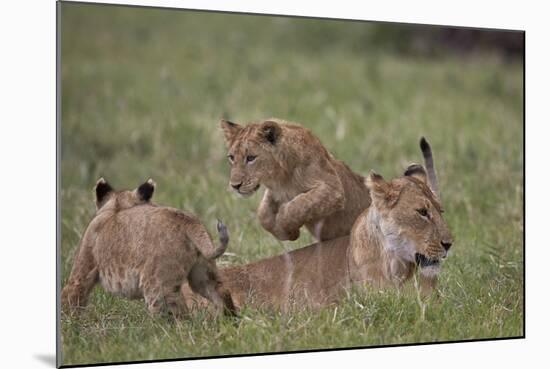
[246,155,257,163]
[227,154,234,163]
[416,208,429,217]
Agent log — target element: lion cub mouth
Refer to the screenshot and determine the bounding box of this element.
[237,184,261,197]
[415,253,440,268]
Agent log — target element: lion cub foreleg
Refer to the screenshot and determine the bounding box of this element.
[258,189,300,241]
[61,244,99,310]
[418,272,438,298]
[275,181,344,240]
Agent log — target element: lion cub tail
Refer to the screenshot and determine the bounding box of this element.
[188,219,229,260]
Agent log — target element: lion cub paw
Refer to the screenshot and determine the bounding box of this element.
[273,225,300,241]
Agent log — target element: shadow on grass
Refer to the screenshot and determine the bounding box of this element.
[33,353,57,367]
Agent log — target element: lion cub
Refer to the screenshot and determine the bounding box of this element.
[221,118,370,242]
[61,178,236,318]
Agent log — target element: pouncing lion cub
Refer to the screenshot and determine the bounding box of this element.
[221,118,370,241]
[61,178,237,318]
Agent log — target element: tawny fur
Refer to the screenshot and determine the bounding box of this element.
[61,179,237,318]
[184,139,453,310]
[221,118,370,242]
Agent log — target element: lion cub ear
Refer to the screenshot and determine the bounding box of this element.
[95,177,113,209]
[220,119,242,144]
[404,163,428,184]
[365,171,398,207]
[137,178,155,202]
[260,120,282,145]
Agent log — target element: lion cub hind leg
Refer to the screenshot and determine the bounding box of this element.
[188,261,238,317]
[144,283,189,319]
[142,262,190,319]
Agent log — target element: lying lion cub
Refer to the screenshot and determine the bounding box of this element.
[61,178,237,318]
[221,118,370,242]
[184,138,453,310]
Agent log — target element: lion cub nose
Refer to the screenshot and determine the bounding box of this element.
[231,182,242,190]
[441,240,452,251]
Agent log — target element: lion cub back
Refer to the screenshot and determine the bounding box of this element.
[92,205,204,298]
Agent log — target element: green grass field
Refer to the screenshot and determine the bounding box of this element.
[59,3,524,366]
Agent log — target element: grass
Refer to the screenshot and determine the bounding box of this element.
[59,3,524,366]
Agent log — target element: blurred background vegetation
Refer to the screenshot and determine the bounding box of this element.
[60,2,523,366]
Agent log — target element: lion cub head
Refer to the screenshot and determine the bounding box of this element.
[220,119,283,197]
[366,169,453,271]
[94,177,156,212]
[354,138,453,279]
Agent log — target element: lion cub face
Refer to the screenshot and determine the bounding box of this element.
[94,177,155,212]
[220,119,282,197]
[366,168,453,272]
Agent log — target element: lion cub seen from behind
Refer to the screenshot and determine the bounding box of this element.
[61,178,237,318]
